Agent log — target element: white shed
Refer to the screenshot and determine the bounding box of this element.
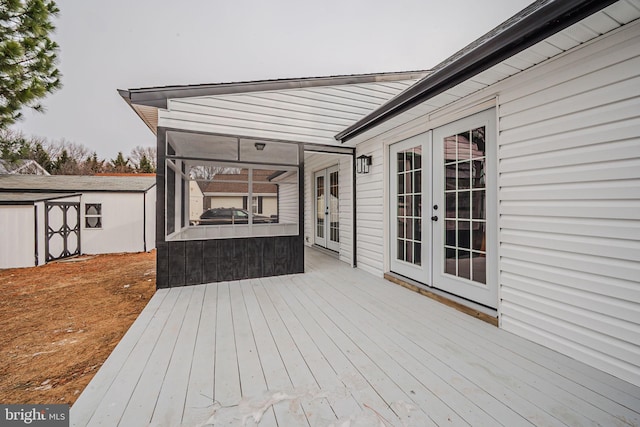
[0,175,156,269]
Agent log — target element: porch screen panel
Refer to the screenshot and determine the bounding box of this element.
[164,132,300,240]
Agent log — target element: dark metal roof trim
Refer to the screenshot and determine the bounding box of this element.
[336,0,618,142]
[118,70,428,109]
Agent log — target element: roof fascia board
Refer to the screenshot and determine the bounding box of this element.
[0,188,152,194]
[119,71,427,109]
[336,0,618,142]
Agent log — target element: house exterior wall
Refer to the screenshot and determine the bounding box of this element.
[354,140,385,276]
[0,205,35,269]
[189,180,204,221]
[353,21,640,386]
[274,173,298,224]
[145,188,156,252]
[81,192,155,255]
[304,153,353,265]
[496,21,640,387]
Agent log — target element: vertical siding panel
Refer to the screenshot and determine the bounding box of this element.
[498,23,640,386]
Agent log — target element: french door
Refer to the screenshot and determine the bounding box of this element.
[390,133,430,279]
[315,166,340,252]
[390,109,497,308]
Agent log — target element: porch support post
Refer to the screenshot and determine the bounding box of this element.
[298,143,305,271]
[352,150,357,268]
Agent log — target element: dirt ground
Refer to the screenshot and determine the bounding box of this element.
[0,251,156,405]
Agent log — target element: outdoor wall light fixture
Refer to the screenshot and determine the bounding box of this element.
[254,142,266,151]
[356,154,372,174]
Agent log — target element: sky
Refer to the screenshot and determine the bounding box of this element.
[12,0,532,160]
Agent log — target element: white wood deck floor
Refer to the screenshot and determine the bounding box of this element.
[71,248,640,426]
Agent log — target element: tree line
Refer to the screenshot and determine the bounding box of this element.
[0,129,156,174]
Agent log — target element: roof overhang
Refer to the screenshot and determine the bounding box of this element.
[119,71,427,144]
[119,71,427,109]
[336,0,620,142]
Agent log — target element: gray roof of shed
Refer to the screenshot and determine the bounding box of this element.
[0,175,156,193]
[0,192,80,205]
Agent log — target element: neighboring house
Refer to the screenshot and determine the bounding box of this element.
[119,0,640,388]
[188,180,204,223]
[0,159,50,175]
[197,168,278,218]
[0,175,156,269]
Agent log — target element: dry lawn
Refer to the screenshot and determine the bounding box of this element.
[0,251,156,405]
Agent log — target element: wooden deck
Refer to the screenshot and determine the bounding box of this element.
[71,248,640,426]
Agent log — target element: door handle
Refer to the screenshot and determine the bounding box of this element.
[431,215,438,221]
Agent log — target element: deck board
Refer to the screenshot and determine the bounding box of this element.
[70,288,170,427]
[240,279,307,427]
[72,248,640,426]
[336,265,640,426]
[302,271,511,426]
[182,284,217,426]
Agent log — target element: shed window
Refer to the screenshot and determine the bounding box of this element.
[85,203,102,229]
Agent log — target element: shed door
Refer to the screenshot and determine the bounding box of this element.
[45,202,80,262]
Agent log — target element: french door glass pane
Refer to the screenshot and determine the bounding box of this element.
[330,170,339,243]
[396,147,422,266]
[443,127,487,284]
[316,176,324,238]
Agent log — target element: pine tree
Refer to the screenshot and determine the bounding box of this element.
[31,142,52,172]
[52,148,78,174]
[137,154,155,173]
[0,0,62,128]
[0,132,29,161]
[110,151,132,173]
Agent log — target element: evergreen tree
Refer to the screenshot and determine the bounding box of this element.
[110,151,132,173]
[31,142,52,172]
[0,0,62,128]
[84,152,104,174]
[52,148,76,174]
[0,132,29,161]
[137,154,155,173]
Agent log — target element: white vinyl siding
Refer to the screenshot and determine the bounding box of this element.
[82,193,151,255]
[159,80,420,147]
[275,172,298,224]
[354,140,385,276]
[498,21,640,386]
[304,153,353,265]
[0,205,35,269]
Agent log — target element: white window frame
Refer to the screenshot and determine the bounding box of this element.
[84,203,102,229]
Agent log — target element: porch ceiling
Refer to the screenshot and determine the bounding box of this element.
[120,71,426,146]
